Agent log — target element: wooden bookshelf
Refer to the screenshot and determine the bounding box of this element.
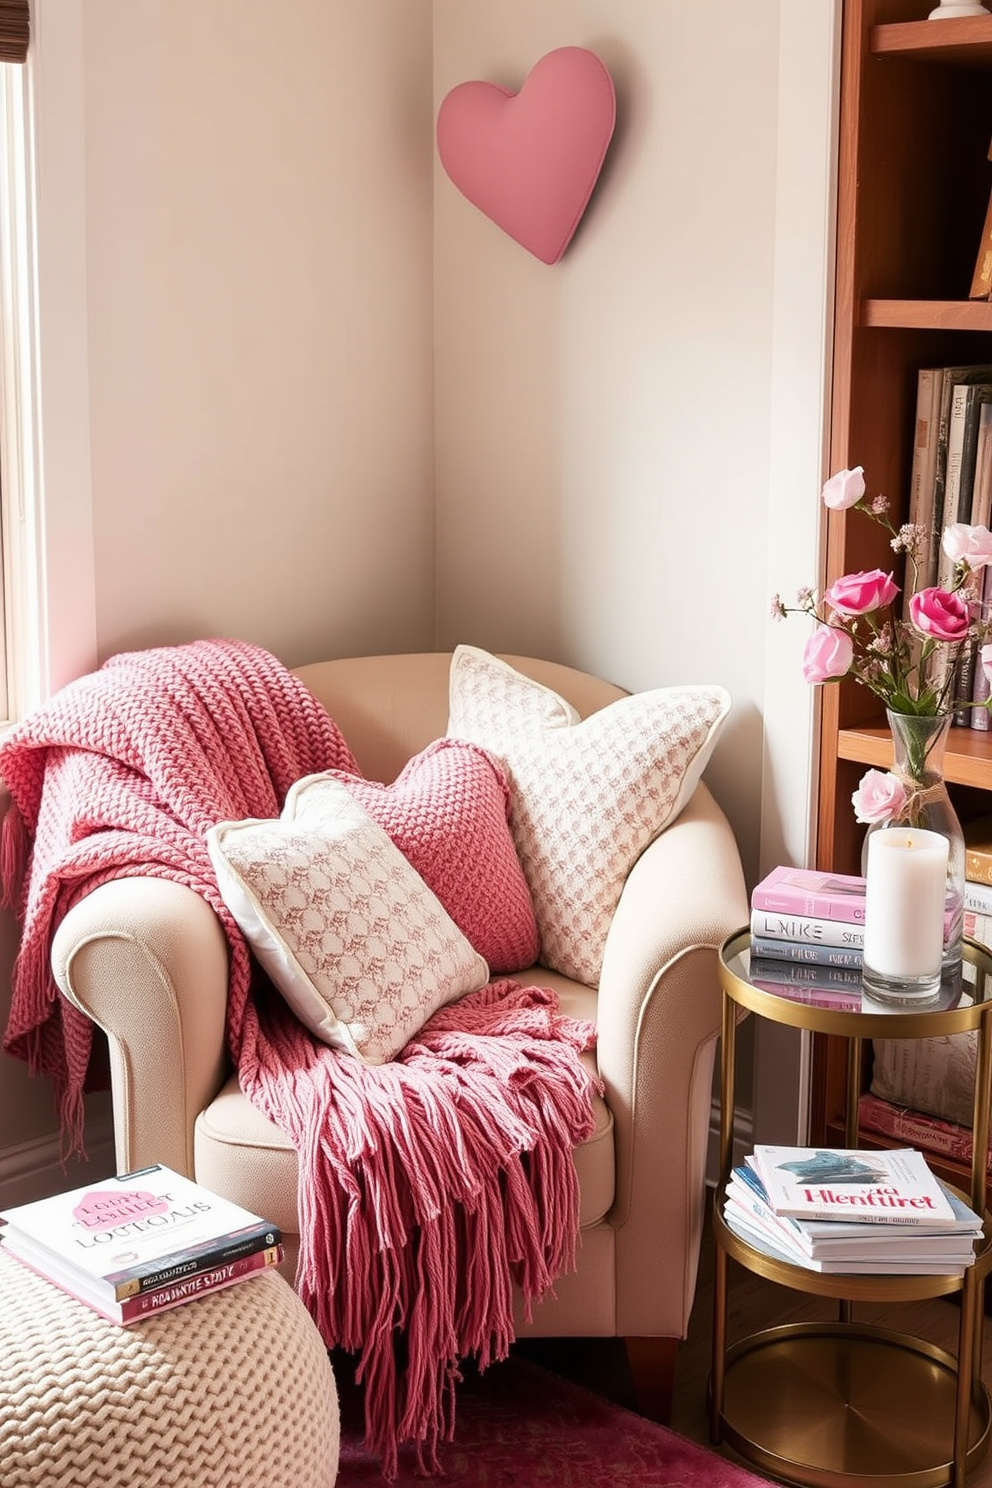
[811,0,992,1203]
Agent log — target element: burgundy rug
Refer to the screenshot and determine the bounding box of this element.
[334,1353,772,1486]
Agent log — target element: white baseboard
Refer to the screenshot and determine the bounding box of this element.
[0,1110,116,1208]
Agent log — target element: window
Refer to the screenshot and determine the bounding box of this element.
[0,10,96,725]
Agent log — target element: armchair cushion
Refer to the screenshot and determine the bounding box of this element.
[446,645,731,984]
[318,738,539,974]
[206,777,489,1064]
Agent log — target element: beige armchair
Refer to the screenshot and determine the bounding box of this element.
[51,652,747,1419]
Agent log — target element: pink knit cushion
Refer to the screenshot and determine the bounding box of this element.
[307,739,539,975]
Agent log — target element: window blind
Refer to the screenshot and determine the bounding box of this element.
[0,2,28,64]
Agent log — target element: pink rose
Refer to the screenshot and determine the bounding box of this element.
[821,467,866,511]
[908,586,970,641]
[852,769,908,826]
[802,625,854,684]
[942,523,992,573]
[824,569,899,617]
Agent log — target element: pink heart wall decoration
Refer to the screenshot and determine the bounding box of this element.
[436,46,616,266]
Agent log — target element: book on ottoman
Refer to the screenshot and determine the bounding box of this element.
[0,1163,282,1324]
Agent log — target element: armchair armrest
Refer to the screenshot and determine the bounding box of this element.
[597,781,747,1338]
[51,878,230,1179]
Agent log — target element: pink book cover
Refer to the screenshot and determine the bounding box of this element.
[858,1093,992,1173]
[751,865,866,925]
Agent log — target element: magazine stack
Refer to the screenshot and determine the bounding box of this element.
[723,1145,983,1275]
[0,1163,283,1325]
[749,866,865,1008]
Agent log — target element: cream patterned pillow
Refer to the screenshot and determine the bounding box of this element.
[206,779,489,1064]
[446,645,731,985]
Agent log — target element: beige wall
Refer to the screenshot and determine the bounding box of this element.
[82,0,436,667]
[0,1,838,1183]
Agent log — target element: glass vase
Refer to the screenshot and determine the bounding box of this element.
[860,710,965,986]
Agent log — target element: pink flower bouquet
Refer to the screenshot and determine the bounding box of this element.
[773,466,992,824]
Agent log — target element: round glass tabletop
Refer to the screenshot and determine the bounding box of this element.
[720,927,992,1037]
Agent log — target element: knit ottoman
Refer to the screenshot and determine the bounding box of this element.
[0,1250,339,1487]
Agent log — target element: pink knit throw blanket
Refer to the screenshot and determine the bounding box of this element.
[0,638,599,1477]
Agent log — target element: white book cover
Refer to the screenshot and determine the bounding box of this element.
[0,1164,280,1301]
[750,1145,958,1227]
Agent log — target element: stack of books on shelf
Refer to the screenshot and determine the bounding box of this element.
[723,1144,984,1277]
[858,824,992,1170]
[964,816,992,947]
[0,1163,283,1325]
[749,865,864,1008]
[906,362,992,727]
[857,1092,992,1177]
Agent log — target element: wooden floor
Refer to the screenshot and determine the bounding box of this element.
[514,1192,992,1486]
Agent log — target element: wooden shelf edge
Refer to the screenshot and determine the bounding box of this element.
[873,15,992,64]
[863,299,992,331]
[837,724,992,790]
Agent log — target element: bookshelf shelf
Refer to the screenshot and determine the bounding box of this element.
[872,14,992,64]
[837,725,992,791]
[812,0,992,1209]
[863,300,992,331]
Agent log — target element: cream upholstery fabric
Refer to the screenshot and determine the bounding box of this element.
[51,651,748,1402]
[0,1251,339,1488]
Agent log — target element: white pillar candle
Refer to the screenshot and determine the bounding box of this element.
[863,827,948,980]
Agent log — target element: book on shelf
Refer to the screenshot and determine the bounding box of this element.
[964,815,992,885]
[964,908,992,947]
[904,366,944,603]
[971,401,992,529]
[965,877,992,914]
[749,934,863,969]
[870,1027,978,1131]
[928,366,992,594]
[750,1144,959,1227]
[937,380,992,595]
[858,1091,992,1175]
[0,1163,282,1324]
[749,908,864,951]
[750,865,865,924]
[971,572,992,730]
[954,638,979,727]
[969,136,992,301]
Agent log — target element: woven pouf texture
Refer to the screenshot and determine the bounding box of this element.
[0,1250,339,1487]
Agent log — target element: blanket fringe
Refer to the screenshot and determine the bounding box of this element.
[245,979,599,1480]
[0,799,28,911]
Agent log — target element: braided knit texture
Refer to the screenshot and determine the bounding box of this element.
[0,638,358,1150]
[0,1253,339,1488]
[0,640,600,1479]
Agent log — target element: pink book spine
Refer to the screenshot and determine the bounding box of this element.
[858,1092,991,1172]
[751,868,865,925]
[120,1245,283,1323]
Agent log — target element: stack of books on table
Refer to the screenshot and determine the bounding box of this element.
[723,1144,984,1276]
[749,866,864,1007]
[0,1163,283,1325]
[964,817,992,948]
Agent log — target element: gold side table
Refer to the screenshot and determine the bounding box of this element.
[711,929,992,1488]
